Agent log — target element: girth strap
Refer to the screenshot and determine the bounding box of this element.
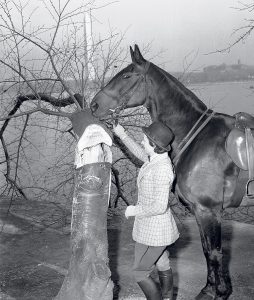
[173,111,215,164]
[177,108,209,150]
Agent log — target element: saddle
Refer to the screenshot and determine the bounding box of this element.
[225,112,254,199]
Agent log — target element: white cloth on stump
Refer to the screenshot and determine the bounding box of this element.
[75,124,112,167]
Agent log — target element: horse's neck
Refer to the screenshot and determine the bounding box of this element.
[146,65,208,145]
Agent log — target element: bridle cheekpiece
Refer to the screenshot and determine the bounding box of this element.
[108,62,151,120]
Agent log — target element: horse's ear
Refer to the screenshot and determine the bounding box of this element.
[130,46,135,62]
[131,44,146,65]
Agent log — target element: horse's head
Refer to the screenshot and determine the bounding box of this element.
[90,44,150,118]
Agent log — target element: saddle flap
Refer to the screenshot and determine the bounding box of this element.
[227,127,254,201]
[225,128,248,170]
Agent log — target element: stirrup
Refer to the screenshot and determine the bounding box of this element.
[246,179,254,199]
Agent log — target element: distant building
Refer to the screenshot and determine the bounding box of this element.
[178,62,254,84]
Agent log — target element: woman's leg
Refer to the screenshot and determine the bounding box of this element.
[133,243,166,300]
[156,249,174,299]
[156,250,171,271]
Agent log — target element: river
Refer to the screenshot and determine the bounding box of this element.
[190,80,254,115]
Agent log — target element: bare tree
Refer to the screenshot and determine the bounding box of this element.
[0,0,135,298]
[208,1,254,53]
[0,0,130,202]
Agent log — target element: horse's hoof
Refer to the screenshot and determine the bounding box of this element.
[195,290,215,300]
[195,289,231,300]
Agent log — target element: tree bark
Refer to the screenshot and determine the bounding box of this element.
[55,162,113,300]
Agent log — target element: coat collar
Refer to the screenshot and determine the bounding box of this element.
[149,152,168,162]
[138,153,170,182]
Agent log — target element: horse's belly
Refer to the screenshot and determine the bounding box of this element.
[177,154,242,208]
[177,156,247,209]
[178,162,224,206]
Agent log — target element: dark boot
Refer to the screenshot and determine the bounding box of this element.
[137,276,162,300]
[158,269,174,299]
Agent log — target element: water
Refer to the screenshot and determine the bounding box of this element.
[190,81,254,115]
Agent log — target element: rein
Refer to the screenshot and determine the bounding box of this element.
[173,110,215,164]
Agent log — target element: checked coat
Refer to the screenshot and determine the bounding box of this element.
[122,134,179,246]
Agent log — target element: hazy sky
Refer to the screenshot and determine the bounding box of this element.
[1,0,253,74]
[93,0,254,71]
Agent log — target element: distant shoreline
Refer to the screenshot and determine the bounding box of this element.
[188,79,254,87]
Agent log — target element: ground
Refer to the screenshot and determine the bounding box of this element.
[0,196,254,300]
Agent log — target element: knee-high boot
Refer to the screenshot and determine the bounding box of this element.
[137,276,162,300]
[158,269,174,299]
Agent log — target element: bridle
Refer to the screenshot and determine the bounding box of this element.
[101,61,215,163]
[106,62,151,121]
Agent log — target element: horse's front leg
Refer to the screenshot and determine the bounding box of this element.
[193,204,232,300]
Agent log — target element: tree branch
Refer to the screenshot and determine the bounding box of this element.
[111,166,130,207]
[0,93,85,122]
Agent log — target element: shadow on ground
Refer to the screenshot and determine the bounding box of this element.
[0,197,254,300]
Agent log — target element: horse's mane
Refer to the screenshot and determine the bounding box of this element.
[150,62,208,113]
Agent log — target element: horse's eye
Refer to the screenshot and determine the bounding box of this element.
[122,74,131,79]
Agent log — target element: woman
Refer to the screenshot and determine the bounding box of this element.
[113,121,179,300]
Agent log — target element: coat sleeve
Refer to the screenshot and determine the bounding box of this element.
[133,164,174,217]
[121,135,148,163]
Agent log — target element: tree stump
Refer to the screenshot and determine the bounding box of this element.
[55,162,113,300]
[55,110,114,299]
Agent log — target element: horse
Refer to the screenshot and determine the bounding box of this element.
[90,44,253,300]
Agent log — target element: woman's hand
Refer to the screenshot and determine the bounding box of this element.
[125,205,136,219]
